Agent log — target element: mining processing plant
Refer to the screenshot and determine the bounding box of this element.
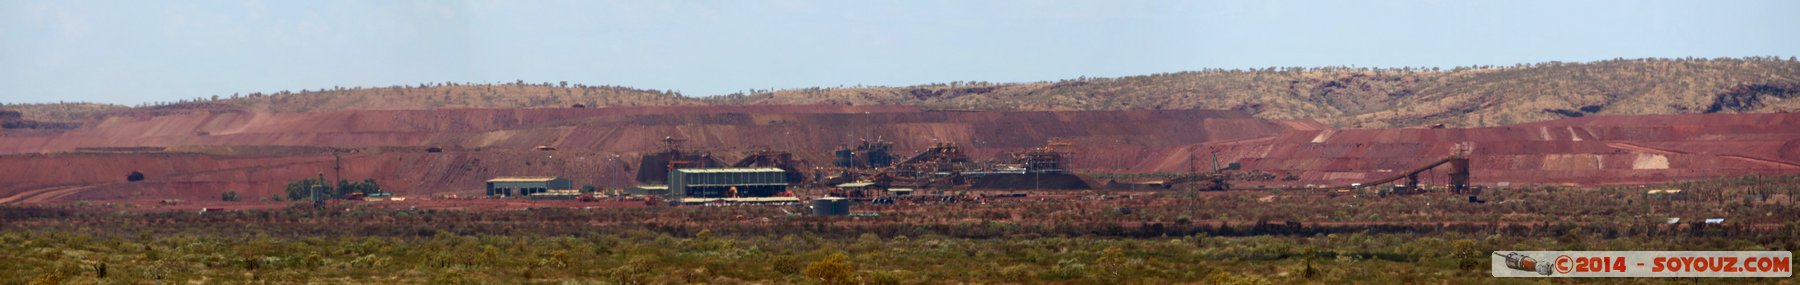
[605,137,1110,205]
[487,136,1482,207]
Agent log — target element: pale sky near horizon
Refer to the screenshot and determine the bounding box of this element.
[1,0,1796,105]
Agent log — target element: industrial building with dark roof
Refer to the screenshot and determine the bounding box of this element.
[485,176,571,197]
[668,167,788,199]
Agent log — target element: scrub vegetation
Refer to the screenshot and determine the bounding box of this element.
[4,175,1797,284]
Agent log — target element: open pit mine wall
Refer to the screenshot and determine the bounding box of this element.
[2,106,1797,203]
[1161,113,1800,187]
[0,107,1293,202]
[0,151,638,204]
[0,107,1278,155]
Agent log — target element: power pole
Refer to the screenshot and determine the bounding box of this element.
[1189,152,1198,173]
[311,172,326,208]
[1211,150,1220,173]
[333,151,343,192]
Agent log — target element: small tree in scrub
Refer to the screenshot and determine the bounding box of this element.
[337,179,382,197]
[285,178,332,201]
[285,178,383,200]
[804,252,855,285]
[1451,239,1482,271]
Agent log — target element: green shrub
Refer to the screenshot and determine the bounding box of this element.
[803,252,854,285]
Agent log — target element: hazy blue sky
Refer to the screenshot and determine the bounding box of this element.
[2,0,1795,105]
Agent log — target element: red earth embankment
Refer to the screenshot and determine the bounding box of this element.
[1137,113,1800,186]
[1,106,1797,204]
[0,106,1288,203]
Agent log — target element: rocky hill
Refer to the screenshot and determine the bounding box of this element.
[0,102,129,122]
[0,82,697,122]
[4,57,1797,128]
[721,57,1800,128]
[215,82,700,113]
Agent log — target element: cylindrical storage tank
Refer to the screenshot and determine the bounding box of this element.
[811,197,850,216]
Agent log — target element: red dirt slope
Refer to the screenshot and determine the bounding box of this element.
[1,106,1796,204]
[1154,113,1800,187]
[0,106,1288,204]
